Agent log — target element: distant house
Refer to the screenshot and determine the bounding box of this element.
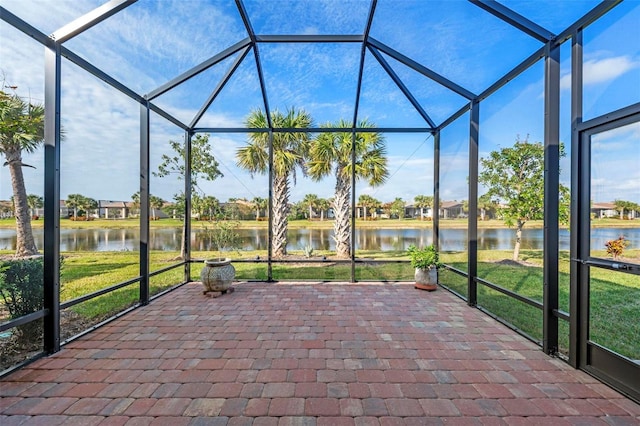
[98,200,128,219]
[405,204,434,219]
[0,200,14,218]
[440,200,465,219]
[591,202,617,219]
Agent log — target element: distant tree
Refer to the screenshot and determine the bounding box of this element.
[66,194,84,220]
[237,108,312,257]
[479,136,570,261]
[317,198,331,221]
[413,195,433,220]
[1,87,45,256]
[613,199,637,220]
[149,195,165,220]
[478,193,498,221]
[191,193,204,219]
[78,196,98,219]
[251,196,268,220]
[288,200,307,221]
[201,195,221,219]
[224,198,241,220]
[382,201,392,218]
[358,194,381,220]
[26,194,43,218]
[302,193,319,220]
[131,191,141,217]
[307,119,388,258]
[154,133,223,258]
[390,197,406,219]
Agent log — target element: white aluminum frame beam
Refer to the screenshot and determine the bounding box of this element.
[52,0,137,43]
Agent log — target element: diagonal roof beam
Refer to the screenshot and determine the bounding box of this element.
[1,6,53,47]
[469,0,555,43]
[236,0,272,128]
[52,0,137,43]
[556,0,622,44]
[353,0,377,128]
[190,46,252,128]
[368,37,476,100]
[147,38,251,101]
[368,45,436,128]
[478,46,546,102]
[58,45,188,130]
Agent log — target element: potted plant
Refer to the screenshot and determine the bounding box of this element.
[407,244,440,291]
[200,218,242,295]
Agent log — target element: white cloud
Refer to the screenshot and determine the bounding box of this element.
[560,55,639,90]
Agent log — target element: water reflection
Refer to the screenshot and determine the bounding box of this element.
[0,227,638,253]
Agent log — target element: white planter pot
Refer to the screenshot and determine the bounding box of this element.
[200,258,235,293]
[414,267,438,291]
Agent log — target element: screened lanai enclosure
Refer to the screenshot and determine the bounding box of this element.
[1,0,639,403]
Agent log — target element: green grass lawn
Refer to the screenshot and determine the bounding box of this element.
[1,246,638,361]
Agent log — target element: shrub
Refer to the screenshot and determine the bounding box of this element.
[0,257,44,341]
[605,236,630,259]
[407,244,440,270]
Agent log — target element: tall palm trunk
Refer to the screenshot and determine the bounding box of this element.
[6,148,38,256]
[272,174,290,258]
[333,169,351,258]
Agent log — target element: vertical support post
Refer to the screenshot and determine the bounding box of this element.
[43,43,61,353]
[468,100,479,306]
[350,130,357,283]
[543,41,561,355]
[267,130,274,281]
[139,101,150,305]
[184,131,193,283]
[433,130,440,251]
[569,29,584,367]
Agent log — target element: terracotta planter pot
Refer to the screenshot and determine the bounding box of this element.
[200,258,235,293]
[414,267,437,291]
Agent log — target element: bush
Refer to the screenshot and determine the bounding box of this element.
[605,236,630,259]
[0,257,44,341]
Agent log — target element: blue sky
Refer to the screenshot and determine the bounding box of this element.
[1,0,639,205]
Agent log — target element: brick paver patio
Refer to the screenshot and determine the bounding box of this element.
[2,282,639,425]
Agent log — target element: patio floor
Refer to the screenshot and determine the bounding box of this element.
[1,282,639,425]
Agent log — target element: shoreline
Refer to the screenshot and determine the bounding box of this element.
[1,218,639,230]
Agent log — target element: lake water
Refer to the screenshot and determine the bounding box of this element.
[0,226,638,252]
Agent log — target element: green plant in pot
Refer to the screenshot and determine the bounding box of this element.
[200,217,242,294]
[407,244,440,291]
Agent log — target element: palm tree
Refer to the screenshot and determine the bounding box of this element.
[149,195,165,220]
[131,191,141,217]
[66,194,84,220]
[358,194,380,220]
[307,119,388,258]
[613,199,634,220]
[26,194,43,218]
[414,195,433,220]
[302,193,319,220]
[78,196,98,220]
[251,196,268,220]
[237,108,313,257]
[201,195,221,219]
[0,88,44,256]
[317,198,330,221]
